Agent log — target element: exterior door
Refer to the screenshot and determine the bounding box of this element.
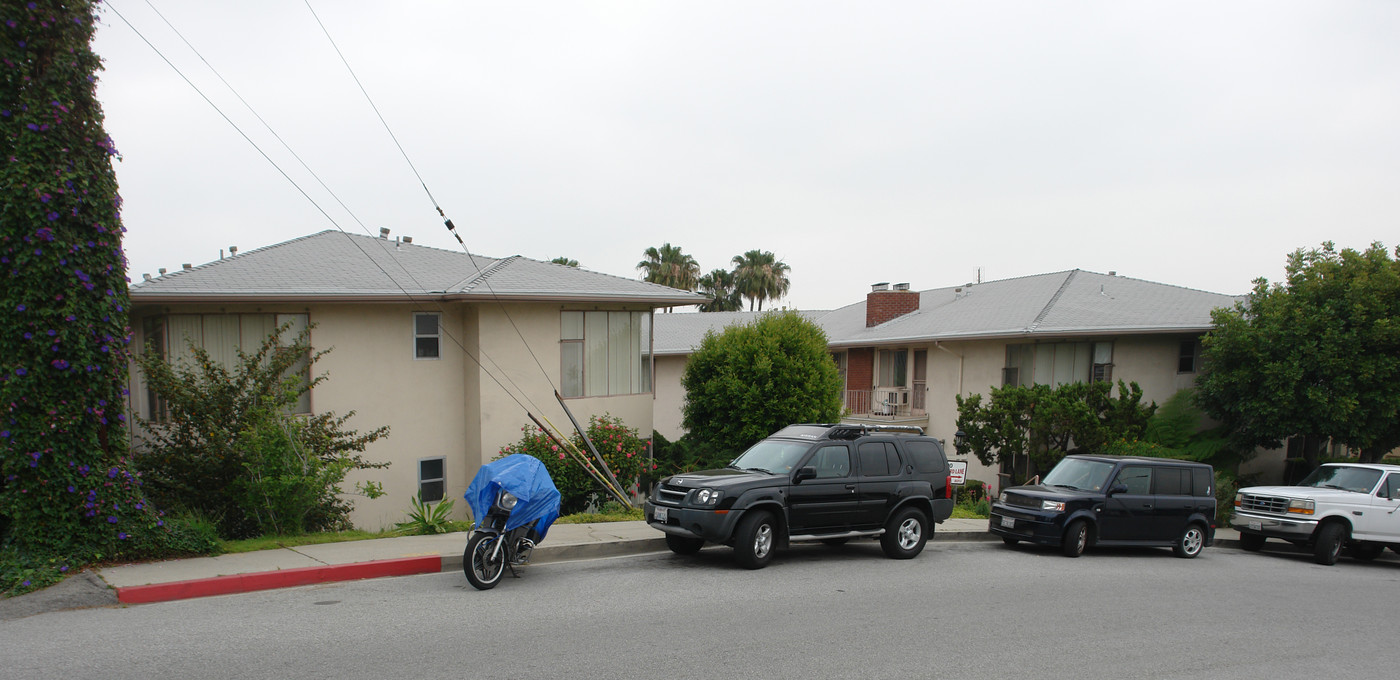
[788,444,859,533]
[855,441,904,529]
[1099,465,1155,541]
[1354,473,1400,541]
[1150,466,1194,541]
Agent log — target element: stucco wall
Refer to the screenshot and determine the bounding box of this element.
[653,355,689,441]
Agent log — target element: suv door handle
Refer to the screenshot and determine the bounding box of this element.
[845,484,856,492]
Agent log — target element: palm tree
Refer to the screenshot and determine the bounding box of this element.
[638,243,701,312]
[550,257,580,267]
[697,269,743,312]
[731,249,791,311]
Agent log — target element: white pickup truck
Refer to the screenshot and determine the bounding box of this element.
[1232,463,1400,565]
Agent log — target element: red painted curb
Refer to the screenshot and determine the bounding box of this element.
[115,555,443,604]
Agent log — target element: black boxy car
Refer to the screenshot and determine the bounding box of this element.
[989,455,1216,558]
[644,423,955,569]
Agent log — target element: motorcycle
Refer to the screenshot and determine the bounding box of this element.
[462,454,562,590]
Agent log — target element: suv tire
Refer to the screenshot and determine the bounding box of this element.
[880,507,929,559]
[665,534,704,556]
[1062,519,1089,558]
[1173,523,1205,558]
[1313,522,1346,566]
[734,510,777,570]
[1239,533,1265,552]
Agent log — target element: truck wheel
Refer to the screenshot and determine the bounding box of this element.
[733,510,777,569]
[464,533,505,590]
[1239,533,1265,552]
[1173,523,1205,558]
[880,507,929,559]
[1062,520,1089,558]
[1349,543,1384,562]
[665,534,704,555]
[1313,523,1346,566]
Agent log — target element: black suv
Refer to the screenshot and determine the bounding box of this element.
[989,455,1217,558]
[644,423,955,569]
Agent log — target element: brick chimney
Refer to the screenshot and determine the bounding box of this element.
[866,282,919,327]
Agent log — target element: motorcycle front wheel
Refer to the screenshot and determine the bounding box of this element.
[464,532,506,590]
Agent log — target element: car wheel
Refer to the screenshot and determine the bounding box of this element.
[1349,543,1384,562]
[1002,536,1020,546]
[464,533,505,590]
[821,537,851,546]
[1061,520,1089,558]
[733,510,777,569]
[1173,523,1205,558]
[665,534,704,555]
[1239,533,1265,552]
[1312,522,1346,566]
[880,507,929,559]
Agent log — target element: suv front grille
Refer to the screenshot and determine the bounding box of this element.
[1003,492,1043,509]
[1239,494,1290,515]
[656,484,688,505]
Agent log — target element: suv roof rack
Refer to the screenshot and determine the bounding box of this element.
[826,423,925,440]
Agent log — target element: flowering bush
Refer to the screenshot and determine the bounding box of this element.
[497,415,650,515]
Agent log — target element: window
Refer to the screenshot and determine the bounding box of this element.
[832,351,847,389]
[858,442,903,477]
[559,311,651,398]
[1003,341,1113,387]
[1192,467,1212,498]
[1152,467,1189,496]
[807,445,851,479]
[1384,475,1400,499]
[877,349,907,387]
[414,313,440,359]
[903,441,946,473]
[1114,466,1153,495]
[1178,340,1198,373]
[418,457,445,503]
[147,313,310,417]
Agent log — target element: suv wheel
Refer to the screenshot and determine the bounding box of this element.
[1239,533,1265,552]
[1313,522,1346,566]
[1061,519,1089,558]
[1173,523,1205,558]
[665,534,704,556]
[734,510,777,569]
[880,507,929,559]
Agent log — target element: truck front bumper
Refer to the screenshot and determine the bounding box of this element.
[1232,510,1317,540]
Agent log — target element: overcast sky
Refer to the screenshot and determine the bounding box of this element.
[92,1,1399,310]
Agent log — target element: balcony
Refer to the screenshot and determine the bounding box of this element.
[842,382,927,425]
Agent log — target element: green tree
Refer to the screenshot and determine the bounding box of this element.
[697,268,743,312]
[1,0,190,593]
[637,243,700,313]
[681,311,842,456]
[731,249,791,311]
[954,381,1156,483]
[1197,242,1400,463]
[134,322,389,538]
[550,257,579,267]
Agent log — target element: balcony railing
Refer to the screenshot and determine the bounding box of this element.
[843,387,926,418]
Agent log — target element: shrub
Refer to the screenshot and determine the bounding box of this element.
[498,415,648,515]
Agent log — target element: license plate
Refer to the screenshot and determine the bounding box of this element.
[1247,521,1261,531]
[654,507,668,523]
[1000,516,1015,529]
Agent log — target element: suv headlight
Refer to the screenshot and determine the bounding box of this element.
[1041,500,1065,512]
[498,491,518,510]
[694,489,724,506]
[1287,498,1315,515]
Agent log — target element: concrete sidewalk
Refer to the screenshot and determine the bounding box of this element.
[0,519,1242,618]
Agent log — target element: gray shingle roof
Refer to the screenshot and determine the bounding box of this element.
[653,270,1242,354]
[130,230,707,306]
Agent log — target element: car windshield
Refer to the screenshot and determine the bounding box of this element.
[1041,458,1115,492]
[1297,466,1382,494]
[730,440,811,474]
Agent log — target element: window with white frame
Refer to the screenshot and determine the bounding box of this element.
[1003,341,1113,388]
[560,310,651,398]
[414,313,440,360]
[418,457,445,503]
[148,313,311,417]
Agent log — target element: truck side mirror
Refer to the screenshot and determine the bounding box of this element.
[794,467,816,483]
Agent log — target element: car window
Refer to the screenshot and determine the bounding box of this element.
[1192,467,1212,497]
[902,440,946,473]
[1115,466,1152,495]
[808,445,851,479]
[1382,474,1400,499]
[885,444,904,475]
[1153,468,1188,495]
[858,443,889,477]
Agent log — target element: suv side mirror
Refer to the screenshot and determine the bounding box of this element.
[793,467,816,483]
[1107,483,1128,497]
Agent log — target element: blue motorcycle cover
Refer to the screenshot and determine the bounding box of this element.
[464,454,562,540]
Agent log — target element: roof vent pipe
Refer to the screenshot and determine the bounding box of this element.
[893,282,910,291]
[871,282,889,292]
[158,268,167,275]
[1109,271,1117,276]
[182,263,192,270]
[142,273,152,281]
[379,227,391,239]
[230,245,238,256]
[402,236,413,244]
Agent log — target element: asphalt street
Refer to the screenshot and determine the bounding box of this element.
[3,540,1396,680]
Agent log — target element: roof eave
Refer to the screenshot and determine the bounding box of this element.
[824,325,1215,348]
